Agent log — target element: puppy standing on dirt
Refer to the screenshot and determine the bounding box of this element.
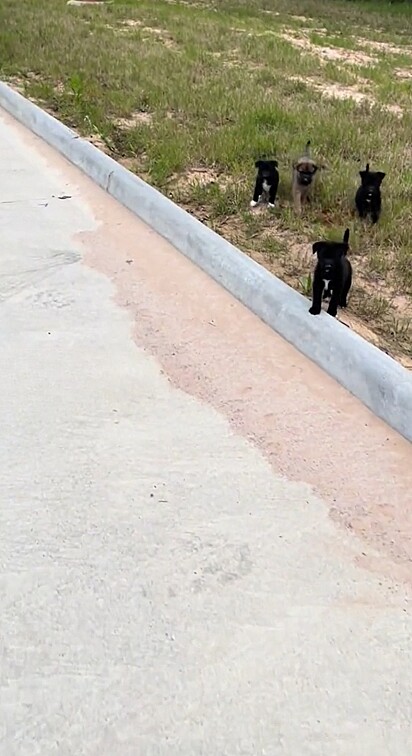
[355,163,386,224]
[250,159,279,208]
[292,140,318,215]
[309,228,352,318]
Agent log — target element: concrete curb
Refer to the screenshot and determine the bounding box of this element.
[1,82,411,442]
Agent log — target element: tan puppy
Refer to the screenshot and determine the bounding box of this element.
[292,140,318,215]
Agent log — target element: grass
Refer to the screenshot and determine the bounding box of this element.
[1,0,412,364]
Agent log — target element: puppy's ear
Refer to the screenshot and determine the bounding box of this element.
[255,160,263,169]
[312,241,324,255]
[376,171,386,185]
[343,228,350,244]
[271,160,279,167]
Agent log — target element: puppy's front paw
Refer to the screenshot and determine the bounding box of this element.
[309,306,321,315]
[340,299,348,308]
[250,200,258,208]
[268,203,275,209]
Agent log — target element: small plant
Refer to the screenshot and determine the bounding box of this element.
[69,73,84,103]
[390,315,411,340]
[299,272,312,297]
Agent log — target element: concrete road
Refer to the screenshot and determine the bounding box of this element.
[1,109,412,756]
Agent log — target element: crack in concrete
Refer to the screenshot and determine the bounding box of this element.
[106,169,114,192]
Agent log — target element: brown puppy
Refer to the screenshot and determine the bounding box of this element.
[292,140,318,215]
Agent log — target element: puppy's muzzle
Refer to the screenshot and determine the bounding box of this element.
[322,264,333,278]
[298,173,313,186]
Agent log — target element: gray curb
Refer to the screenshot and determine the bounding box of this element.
[1,82,411,442]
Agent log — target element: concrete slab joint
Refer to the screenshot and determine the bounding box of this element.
[0,81,411,442]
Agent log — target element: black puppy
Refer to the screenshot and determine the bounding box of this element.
[355,163,385,224]
[309,228,352,318]
[250,159,279,208]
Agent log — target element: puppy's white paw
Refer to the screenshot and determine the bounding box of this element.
[268,203,275,209]
[250,200,258,207]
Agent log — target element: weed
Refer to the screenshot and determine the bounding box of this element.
[299,273,312,298]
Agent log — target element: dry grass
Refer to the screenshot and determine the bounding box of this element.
[1,0,412,365]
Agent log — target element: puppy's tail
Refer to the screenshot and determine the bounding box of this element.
[365,162,370,172]
[343,228,350,245]
[304,140,311,157]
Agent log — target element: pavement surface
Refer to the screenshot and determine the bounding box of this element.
[1,108,412,756]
